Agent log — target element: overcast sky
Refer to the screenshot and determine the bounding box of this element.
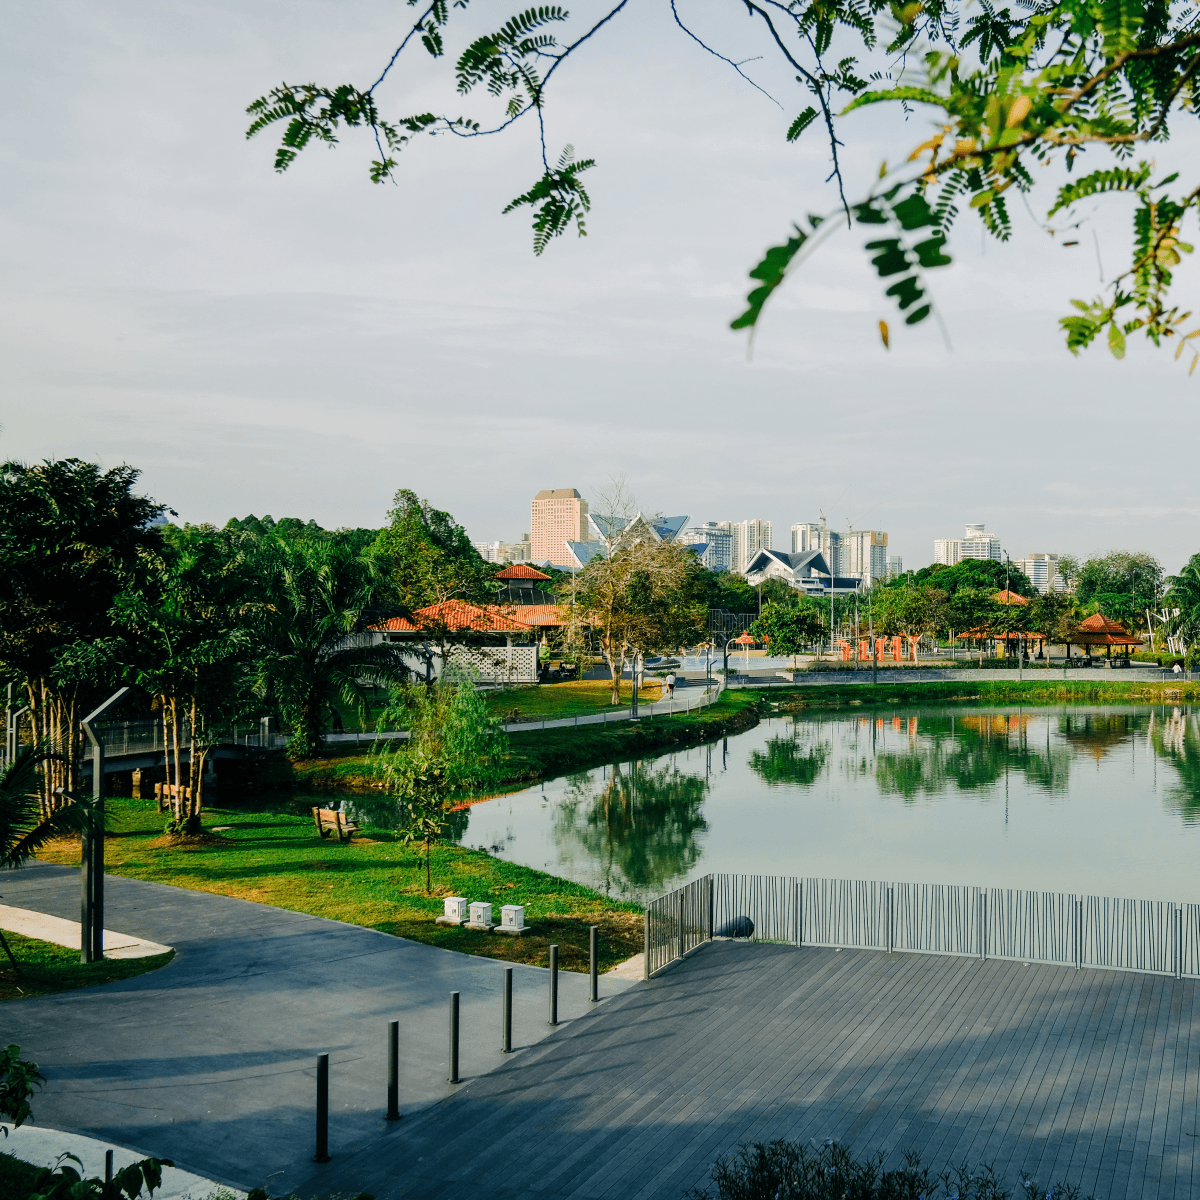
[3,0,1198,573]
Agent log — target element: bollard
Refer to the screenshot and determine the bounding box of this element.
[589,926,598,1003]
[502,967,513,1052]
[313,1053,331,1162]
[548,944,559,1025]
[105,1151,113,1184]
[449,992,460,1083]
[385,1020,401,1121]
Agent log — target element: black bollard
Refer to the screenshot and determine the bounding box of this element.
[449,992,460,1083]
[589,925,599,1003]
[105,1151,113,1183]
[313,1053,331,1162]
[549,944,559,1025]
[385,1020,401,1121]
[502,967,513,1053]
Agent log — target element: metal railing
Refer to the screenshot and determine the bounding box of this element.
[644,872,1200,980]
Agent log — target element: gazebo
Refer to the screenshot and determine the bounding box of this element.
[954,589,1047,659]
[1069,612,1143,662]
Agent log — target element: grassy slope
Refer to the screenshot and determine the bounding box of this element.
[35,800,643,973]
[0,928,173,1003]
[769,678,1200,708]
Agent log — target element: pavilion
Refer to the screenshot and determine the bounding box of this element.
[1068,612,1143,661]
[954,589,1047,659]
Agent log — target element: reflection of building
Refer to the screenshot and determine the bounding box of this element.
[531,489,589,567]
[1016,553,1066,594]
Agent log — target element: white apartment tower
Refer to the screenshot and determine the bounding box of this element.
[681,522,736,572]
[846,530,889,586]
[792,522,842,574]
[735,519,772,573]
[936,524,1001,566]
[1016,553,1064,594]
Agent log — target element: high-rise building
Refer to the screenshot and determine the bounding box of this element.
[472,540,498,563]
[734,519,772,573]
[846,530,889,586]
[961,523,1002,561]
[681,522,735,572]
[887,555,903,580]
[934,539,962,566]
[531,489,589,567]
[1015,553,1065,594]
[791,522,840,573]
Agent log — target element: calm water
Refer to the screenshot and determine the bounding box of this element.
[439,704,1200,905]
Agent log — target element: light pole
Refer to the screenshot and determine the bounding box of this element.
[80,687,129,963]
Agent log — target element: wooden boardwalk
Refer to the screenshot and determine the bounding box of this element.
[304,940,1199,1200]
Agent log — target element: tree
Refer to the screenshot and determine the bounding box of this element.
[750,600,824,665]
[249,537,411,757]
[0,459,165,817]
[948,587,1000,662]
[1076,552,1163,626]
[1030,590,1078,648]
[0,747,98,972]
[245,0,1200,370]
[374,676,508,893]
[872,585,948,653]
[568,540,706,704]
[886,559,1036,598]
[1164,553,1200,654]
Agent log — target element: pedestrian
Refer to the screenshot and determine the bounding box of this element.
[1173,661,1182,674]
[666,672,676,699]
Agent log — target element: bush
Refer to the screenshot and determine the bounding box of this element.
[687,1140,1091,1200]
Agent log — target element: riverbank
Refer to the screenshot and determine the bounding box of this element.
[34,799,643,972]
[287,687,764,793]
[768,677,1200,708]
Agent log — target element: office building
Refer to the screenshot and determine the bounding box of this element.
[531,489,589,567]
[846,530,889,586]
[681,522,735,572]
[1016,553,1065,594]
[887,555,903,581]
[934,539,962,566]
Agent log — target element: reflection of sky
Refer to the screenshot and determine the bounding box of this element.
[456,704,1200,905]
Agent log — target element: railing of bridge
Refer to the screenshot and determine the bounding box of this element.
[644,872,1200,981]
[85,719,274,756]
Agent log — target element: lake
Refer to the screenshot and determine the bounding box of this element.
[445,703,1200,906]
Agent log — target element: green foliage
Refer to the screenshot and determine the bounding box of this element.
[0,1044,43,1131]
[748,737,829,787]
[750,600,824,659]
[29,1154,173,1200]
[885,558,1036,598]
[1074,550,1162,609]
[1164,552,1200,650]
[0,746,99,873]
[730,226,810,332]
[503,145,595,254]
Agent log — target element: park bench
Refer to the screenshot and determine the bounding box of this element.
[311,807,360,843]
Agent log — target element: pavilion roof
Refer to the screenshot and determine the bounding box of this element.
[372,599,535,635]
[1072,612,1142,646]
[495,603,596,627]
[495,563,552,581]
[995,589,1029,605]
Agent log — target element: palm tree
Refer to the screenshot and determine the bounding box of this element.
[1164,553,1200,656]
[0,746,97,972]
[250,537,412,758]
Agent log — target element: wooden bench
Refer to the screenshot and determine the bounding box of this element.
[312,807,360,843]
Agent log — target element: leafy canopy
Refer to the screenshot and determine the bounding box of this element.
[247,0,1200,367]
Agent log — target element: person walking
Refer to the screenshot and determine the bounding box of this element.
[666,672,677,699]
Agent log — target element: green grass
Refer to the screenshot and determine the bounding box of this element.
[36,800,644,973]
[0,928,174,1004]
[0,1149,44,1198]
[760,678,1200,708]
[484,679,660,721]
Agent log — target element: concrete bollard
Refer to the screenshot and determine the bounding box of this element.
[449,992,460,1083]
[313,1053,331,1162]
[385,1020,401,1121]
[589,926,599,1003]
[549,944,559,1025]
[502,967,513,1052]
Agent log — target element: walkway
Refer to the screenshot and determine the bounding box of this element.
[296,939,1199,1200]
[1,863,635,1194]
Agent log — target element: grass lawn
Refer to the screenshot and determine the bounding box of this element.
[484,678,662,721]
[0,1150,44,1197]
[0,928,174,1003]
[35,799,644,974]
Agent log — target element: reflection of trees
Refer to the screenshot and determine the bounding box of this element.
[552,761,708,896]
[871,714,1073,799]
[748,737,830,788]
[1150,708,1200,823]
[344,796,471,841]
[1058,711,1138,762]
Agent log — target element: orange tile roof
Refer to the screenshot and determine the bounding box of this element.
[372,599,535,634]
[495,564,553,581]
[995,589,1029,605]
[496,603,596,627]
[1072,612,1142,645]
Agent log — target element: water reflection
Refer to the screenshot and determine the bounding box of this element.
[550,762,709,897]
[749,735,830,788]
[1151,708,1200,822]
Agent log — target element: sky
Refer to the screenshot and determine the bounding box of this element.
[3,0,1198,574]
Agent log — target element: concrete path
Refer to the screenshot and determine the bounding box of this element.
[0,903,171,959]
[291,939,1200,1200]
[0,862,635,1195]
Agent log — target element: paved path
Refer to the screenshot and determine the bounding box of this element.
[293,940,1199,1200]
[0,902,171,959]
[1,863,634,1194]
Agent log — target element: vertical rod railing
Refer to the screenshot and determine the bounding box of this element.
[313,1053,331,1162]
[1176,907,1183,980]
[502,967,513,1051]
[887,885,894,953]
[707,875,715,942]
[678,890,685,959]
[448,993,460,1083]
[1074,898,1083,970]
[548,945,559,1025]
[643,911,650,979]
[589,926,598,1003]
[385,1021,400,1121]
[794,877,801,946]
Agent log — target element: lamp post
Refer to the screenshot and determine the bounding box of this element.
[80,687,129,963]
